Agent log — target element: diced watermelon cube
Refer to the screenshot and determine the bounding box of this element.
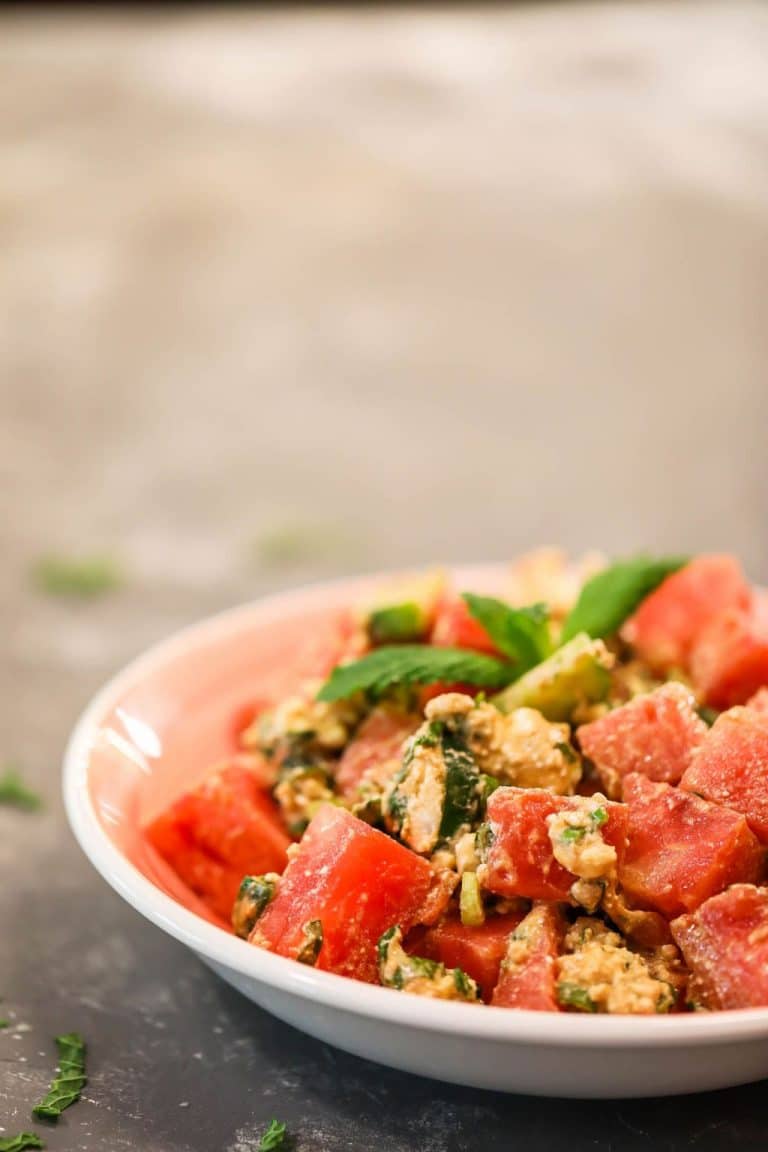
[491,903,565,1011]
[249,805,433,982]
[671,884,768,1009]
[407,911,525,1002]
[482,787,628,903]
[681,707,768,844]
[577,683,707,796]
[622,555,751,672]
[146,760,291,922]
[690,595,768,709]
[334,706,418,799]
[618,773,762,918]
[431,595,501,656]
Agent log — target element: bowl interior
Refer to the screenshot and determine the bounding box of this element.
[82,567,502,930]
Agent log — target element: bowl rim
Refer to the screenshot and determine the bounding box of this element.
[63,568,768,1050]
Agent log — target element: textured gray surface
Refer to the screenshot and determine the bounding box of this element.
[1,4,768,1149]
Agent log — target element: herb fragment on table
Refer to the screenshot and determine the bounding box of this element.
[0,1018,9,1028]
[0,1134,45,1151]
[0,768,42,811]
[317,645,513,702]
[32,554,122,598]
[258,1118,288,1150]
[560,555,688,643]
[461,593,552,672]
[32,1032,86,1121]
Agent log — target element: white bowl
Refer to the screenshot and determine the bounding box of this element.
[63,569,768,1098]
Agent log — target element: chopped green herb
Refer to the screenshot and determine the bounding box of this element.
[462,593,552,673]
[592,806,608,827]
[0,768,41,811]
[33,554,122,598]
[0,1135,45,1152]
[32,1032,86,1121]
[232,874,279,939]
[295,920,323,966]
[561,556,687,643]
[258,1118,288,1151]
[561,826,587,843]
[557,982,598,1013]
[0,1019,9,1028]
[317,645,513,703]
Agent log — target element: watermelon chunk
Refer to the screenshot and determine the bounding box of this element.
[334,706,418,799]
[577,683,707,796]
[482,787,628,903]
[146,760,291,922]
[690,594,768,709]
[622,555,751,672]
[431,595,501,656]
[491,903,564,1010]
[249,805,433,982]
[618,773,762,918]
[681,707,768,844]
[407,912,525,1002]
[671,884,768,1009]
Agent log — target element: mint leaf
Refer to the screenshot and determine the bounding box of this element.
[560,556,688,643]
[461,593,551,672]
[258,1119,288,1150]
[0,767,41,811]
[0,1136,45,1152]
[33,554,121,598]
[33,1032,86,1122]
[317,645,513,702]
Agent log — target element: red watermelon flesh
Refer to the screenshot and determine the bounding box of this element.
[690,594,768,709]
[491,903,564,1011]
[249,805,433,983]
[671,884,768,1009]
[622,555,751,673]
[681,707,768,844]
[577,683,707,797]
[619,773,763,918]
[334,706,419,799]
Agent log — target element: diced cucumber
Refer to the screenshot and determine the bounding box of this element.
[361,569,446,644]
[459,871,485,927]
[493,633,613,721]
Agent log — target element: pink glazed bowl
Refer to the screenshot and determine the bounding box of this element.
[63,568,768,1098]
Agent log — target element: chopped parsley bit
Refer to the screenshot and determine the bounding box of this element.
[561,826,587,844]
[258,1118,288,1150]
[591,806,608,827]
[0,1019,9,1028]
[32,1032,86,1121]
[0,1135,45,1152]
[33,554,122,598]
[0,768,42,811]
[557,982,598,1013]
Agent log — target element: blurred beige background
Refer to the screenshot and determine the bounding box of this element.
[1,3,767,665]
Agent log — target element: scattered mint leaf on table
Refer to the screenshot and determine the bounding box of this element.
[0,768,41,811]
[0,1019,9,1028]
[32,554,121,598]
[32,1032,86,1122]
[0,1135,45,1151]
[461,593,551,671]
[560,556,688,643]
[317,645,513,702]
[258,1118,288,1150]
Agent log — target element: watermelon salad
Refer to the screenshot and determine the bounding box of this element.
[147,551,768,1015]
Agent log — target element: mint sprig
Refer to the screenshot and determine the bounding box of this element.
[561,556,688,643]
[317,645,513,702]
[32,1032,86,1122]
[0,1135,45,1152]
[258,1119,288,1150]
[461,593,551,672]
